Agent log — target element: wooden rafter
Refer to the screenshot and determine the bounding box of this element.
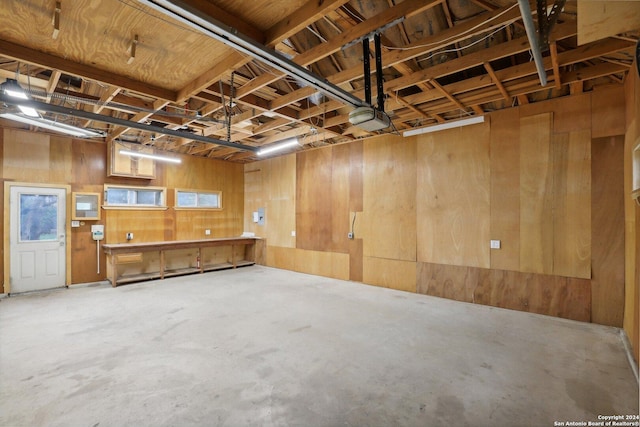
[483,62,511,102]
[550,42,562,89]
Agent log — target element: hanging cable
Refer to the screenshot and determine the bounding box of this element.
[228,71,234,142]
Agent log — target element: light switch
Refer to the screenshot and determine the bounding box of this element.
[490,240,501,249]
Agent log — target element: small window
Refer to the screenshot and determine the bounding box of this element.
[175,189,221,209]
[104,185,166,208]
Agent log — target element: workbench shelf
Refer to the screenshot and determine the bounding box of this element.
[102,237,260,287]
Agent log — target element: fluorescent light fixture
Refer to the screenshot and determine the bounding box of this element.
[5,88,28,99]
[2,79,39,117]
[18,105,39,117]
[403,116,485,137]
[119,149,181,164]
[3,79,29,99]
[0,113,104,137]
[257,137,300,156]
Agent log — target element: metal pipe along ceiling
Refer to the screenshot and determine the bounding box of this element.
[517,0,548,86]
[0,94,259,152]
[137,0,370,109]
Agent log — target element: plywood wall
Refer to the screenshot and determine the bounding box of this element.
[519,113,554,274]
[245,89,627,329]
[624,65,640,366]
[244,153,296,248]
[591,136,625,327]
[489,108,520,271]
[0,128,244,290]
[416,122,490,268]
[361,134,416,262]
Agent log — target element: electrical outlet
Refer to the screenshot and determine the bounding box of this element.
[490,239,501,249]
[348,232,354,240]
[205,229,211,235]
[126,232,133,240]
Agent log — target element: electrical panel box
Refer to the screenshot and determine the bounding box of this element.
[91,224,104,241]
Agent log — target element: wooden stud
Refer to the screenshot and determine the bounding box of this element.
[45,69,61,103]
[550,41,562,89]
[52,1,61,40]
[483,61,510,102]
[428,79,467,112]
[127,35,138,65]
[471,105,485,115]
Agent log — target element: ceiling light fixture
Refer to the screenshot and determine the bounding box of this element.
[402,115,485,137]
[2,79,28,99]
[257,137,300,156]
[2,79,40,117]
[138,0,369,109]
[0,113,104,138]
[119,149,182,164]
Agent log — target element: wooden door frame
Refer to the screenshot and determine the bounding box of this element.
[4,182,72,293]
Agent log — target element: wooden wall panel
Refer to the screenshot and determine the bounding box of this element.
[552,130,591,279]
[552,94,592,134]
[69,140,108,284]
[331,145,351,254]
[362,135,416,261]
[489,109,520,271]
[520,93,591,134]
[417,122,490,268]
[418,262,591,322]
[266,245,296,271]
[520,113,554,274]
[70,184,106,285]
[2,129,50,182]
[72,140,106,185]
[349,140,364,212]
[244,153,297,270]
[295,249,349,281]
[104,210,167,244]
[296,148,333,251]
[624,65,640,366]
[363,256,416,293]
[175,209,239,240]
[416,262,477,303]
[591,136,625,327]
[265,154,296,248]
[348,142,364,282]
[49,136,74,184]
[592,85,626,138]
[243,165,263,236]
[349,238,363,282]
[1,134,4,292]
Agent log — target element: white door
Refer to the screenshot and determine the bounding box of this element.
[9,186,66,293]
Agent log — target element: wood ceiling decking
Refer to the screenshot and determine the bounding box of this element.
[0,0,637,162]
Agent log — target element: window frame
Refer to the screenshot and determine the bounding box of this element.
[174,188,222,211]
[102,184,168,210]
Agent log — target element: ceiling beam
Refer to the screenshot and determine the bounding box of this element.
[265,0,352,47]
[268,3,525,111]
[235,0,444,99]
[0,39,177,102]
[483,62,511,102]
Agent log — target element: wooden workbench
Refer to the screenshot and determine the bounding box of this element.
[102,237,260,286]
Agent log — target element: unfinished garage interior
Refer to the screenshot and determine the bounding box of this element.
[1,0,639,425]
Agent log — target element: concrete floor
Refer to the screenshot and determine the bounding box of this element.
[0,266,638,427]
